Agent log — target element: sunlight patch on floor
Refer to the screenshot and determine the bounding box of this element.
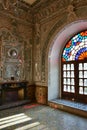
[0,113,39,129]
[15,122,40,130]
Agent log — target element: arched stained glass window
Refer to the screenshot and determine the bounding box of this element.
[62,31,87,61]
[61,31,87,103]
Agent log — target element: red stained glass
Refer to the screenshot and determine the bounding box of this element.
[65,41,71,48]
[80,31,87,36]
[62,58,66,61]
[76,42,80,45]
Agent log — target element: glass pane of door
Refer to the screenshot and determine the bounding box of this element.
[63,63,75,93]
[78,62,87,95]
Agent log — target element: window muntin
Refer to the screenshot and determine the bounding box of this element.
[62,63,75,93]
[78,62,87,96]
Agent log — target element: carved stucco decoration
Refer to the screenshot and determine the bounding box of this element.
[36,1,81,84]
[0,0,32,24]
[41,16,67,82]
[35,22,41,38]
[34,44,41,82]
[34,22,41,46]
[0,28,32,81]
[67,5,77,22]
[34,0,71,21]
[1,29,24,81]
[0,0,10,10]
[37,0,87,84]
[34,22,41,82]
[24,41,32,82]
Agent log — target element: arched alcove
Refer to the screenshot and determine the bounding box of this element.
[48,20,87,101]
[0,28,25,81]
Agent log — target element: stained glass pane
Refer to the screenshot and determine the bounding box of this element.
[79,79,83,86]
[71,78,74,85]
[84,71,87,78]
[84,87,87,95]
[67,64,70,70]
[79,87,83,94]
[64,78,66,84]
[71,64,74,70]
[84,63,87,70]
[67,71,70,77]
[71,86,75,93]
[79,71,83,78]
[84,79,87,86]
[62,31,87,61]
[67,86,70,92]
[63,71,66,77]
[67,78,70,84]
[64,85,66,91]
[63,64,66,70]
[79,63,83,70]
[71,71,74,77]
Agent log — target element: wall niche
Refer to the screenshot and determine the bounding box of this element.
[0,29,25,81]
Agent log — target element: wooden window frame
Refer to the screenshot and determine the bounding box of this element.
[61,59,87,103]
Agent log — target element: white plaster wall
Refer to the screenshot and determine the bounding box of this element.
[48,20,87,101]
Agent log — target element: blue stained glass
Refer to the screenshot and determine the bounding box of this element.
[84,36,87,39]
[75,55,79,60]
[84,48,87,51]
[71,40,77,46]
[78,34,83,40]
[63,55,69,61]
[65,48,71,51]
[65,50,71,54]
[75,47,87,60]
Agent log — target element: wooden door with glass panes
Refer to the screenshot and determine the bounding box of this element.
[62,60,87,103]
[62,62,76,100]
[61,30,87,103]
[77,60,87,102]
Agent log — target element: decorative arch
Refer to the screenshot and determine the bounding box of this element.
[61,30,87,103]
[45,20,87,101]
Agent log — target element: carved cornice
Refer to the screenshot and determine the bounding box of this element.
[33,0,87,22]
[0,11,32,26]
[73,0,87,8]
[0,0,87,24]
[33,0,71,22]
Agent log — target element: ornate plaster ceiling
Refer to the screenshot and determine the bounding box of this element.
[23,0,38,5]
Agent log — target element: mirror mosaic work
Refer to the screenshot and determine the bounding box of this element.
[0,30,25,82]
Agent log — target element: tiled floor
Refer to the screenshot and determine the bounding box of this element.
[0,104,87,130]
[0,100,31,110]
